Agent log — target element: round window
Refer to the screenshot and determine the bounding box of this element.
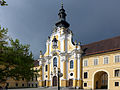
[70,73,73,76]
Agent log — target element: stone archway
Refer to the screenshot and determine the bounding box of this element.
[53,76,57,86]
[94,71,108,89]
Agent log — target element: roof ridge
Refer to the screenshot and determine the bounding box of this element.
[83,35,120,46]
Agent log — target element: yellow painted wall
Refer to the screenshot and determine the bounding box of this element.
[82,50,120,90]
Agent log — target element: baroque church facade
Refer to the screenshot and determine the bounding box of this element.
[38,4,83,88]
[38,5,120,90]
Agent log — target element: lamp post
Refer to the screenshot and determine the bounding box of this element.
[51,68,63,90]
[58,68,63,90]
[58,69,60,90]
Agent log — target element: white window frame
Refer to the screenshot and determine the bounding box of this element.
[83,60,88,67]
[114,55,120,63]
[103,56,109,64]
[94,58,99,66]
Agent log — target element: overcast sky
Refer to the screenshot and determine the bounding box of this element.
[0,0,120,59]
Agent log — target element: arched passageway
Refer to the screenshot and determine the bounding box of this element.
[94,71,108,89]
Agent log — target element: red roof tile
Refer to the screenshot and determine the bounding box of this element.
[82,36,120,56]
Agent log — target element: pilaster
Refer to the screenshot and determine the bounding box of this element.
[39,65,43,87]
[77,54,81,88]
[42,64,44,86]
[73,53,77,87]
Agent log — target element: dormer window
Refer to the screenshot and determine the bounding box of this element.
[52,36,58,49]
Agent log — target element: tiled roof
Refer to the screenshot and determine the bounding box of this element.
[82,36,120,56]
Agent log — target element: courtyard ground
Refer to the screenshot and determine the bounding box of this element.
[8,87,108,90]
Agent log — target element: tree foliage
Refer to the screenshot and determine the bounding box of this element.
[0,0,8,6]
[0,26,38,84]
[0,0,39,87]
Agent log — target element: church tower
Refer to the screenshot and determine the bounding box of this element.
[38,4,83,88]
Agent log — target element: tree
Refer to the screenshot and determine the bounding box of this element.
[0,26,8,84]
[0,0,8,6]
[0,27,38,86]
[0,1,39,88]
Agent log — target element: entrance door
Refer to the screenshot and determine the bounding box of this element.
[53,76,57,86]
[44,80,46,87]
[69,79,73,87]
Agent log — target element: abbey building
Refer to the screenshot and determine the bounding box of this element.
[3,4,120,90]
[37,5,120,90]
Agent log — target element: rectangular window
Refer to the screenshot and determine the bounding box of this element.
[16,83,18,87]
[84,60,88,67]
[32,77,34,81]
[36,84,38,87]
[104,57,109,64]
[22,84,24,87]
[84,83,87,87]
[115,55,120,63]
[22,78,24,81]
[28,84,30,87]
[115,69,120,77]
[32,84,34,87]
[94,59,98,65]
[84,72,88,79]
[36,75,37,81]
[115,82,119,86]
[7,83,9,87]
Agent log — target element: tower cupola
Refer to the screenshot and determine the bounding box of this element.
[55,3,70,28]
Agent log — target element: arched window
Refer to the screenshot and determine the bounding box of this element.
[70,60,74,69]
[53,57,57,67]
[45,65,48,71]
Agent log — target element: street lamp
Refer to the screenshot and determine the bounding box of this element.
[50,68,63,90]
[58,68,63,90]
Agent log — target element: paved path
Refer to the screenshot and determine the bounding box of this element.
[8,87,108,90]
